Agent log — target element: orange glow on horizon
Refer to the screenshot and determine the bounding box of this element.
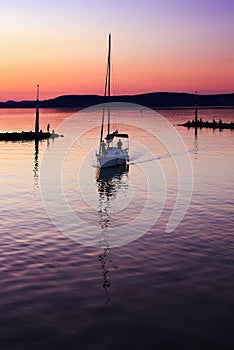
[1,44,233,101]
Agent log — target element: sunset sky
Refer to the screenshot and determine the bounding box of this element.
[1,0,234,101]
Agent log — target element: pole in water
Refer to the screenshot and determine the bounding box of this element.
[194,90,198,124]
[35,84,40,134]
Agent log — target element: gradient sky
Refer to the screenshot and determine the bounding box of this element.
[0,0,234,100]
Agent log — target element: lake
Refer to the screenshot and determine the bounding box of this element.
[0,106,234,349]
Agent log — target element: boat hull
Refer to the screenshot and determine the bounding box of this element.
[99,156,127,168]
[98,148,129,169]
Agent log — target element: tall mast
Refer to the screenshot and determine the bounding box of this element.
[99,37,110,151]
[35,84,40,134]
[107,33,111,136]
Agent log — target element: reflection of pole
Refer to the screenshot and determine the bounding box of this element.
[194,127,198,155]
[35,84,40,134]
[33,139,39,188]
[35,138,39,163]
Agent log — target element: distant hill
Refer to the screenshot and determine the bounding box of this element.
[0,92,234,108]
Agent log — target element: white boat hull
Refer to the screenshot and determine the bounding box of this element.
[98,148,129,168]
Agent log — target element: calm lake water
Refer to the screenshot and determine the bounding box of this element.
[0,106,234,349]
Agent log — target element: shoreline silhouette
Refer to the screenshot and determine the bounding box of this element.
[0,131,60,142]
[0,92,234,108]
[178,118,234,130]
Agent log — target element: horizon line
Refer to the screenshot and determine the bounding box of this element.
[1,90,234,103]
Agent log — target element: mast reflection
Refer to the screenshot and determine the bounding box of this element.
[96,164,129,303]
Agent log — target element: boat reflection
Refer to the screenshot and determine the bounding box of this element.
[97,163,129,182]
[96,164,129,303]
[97,164,129,200]
[96,164,129,238]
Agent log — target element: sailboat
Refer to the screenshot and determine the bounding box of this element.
[97,34,129,169]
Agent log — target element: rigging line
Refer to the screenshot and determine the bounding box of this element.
[111,53,119,130]
[111,55,118,96]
